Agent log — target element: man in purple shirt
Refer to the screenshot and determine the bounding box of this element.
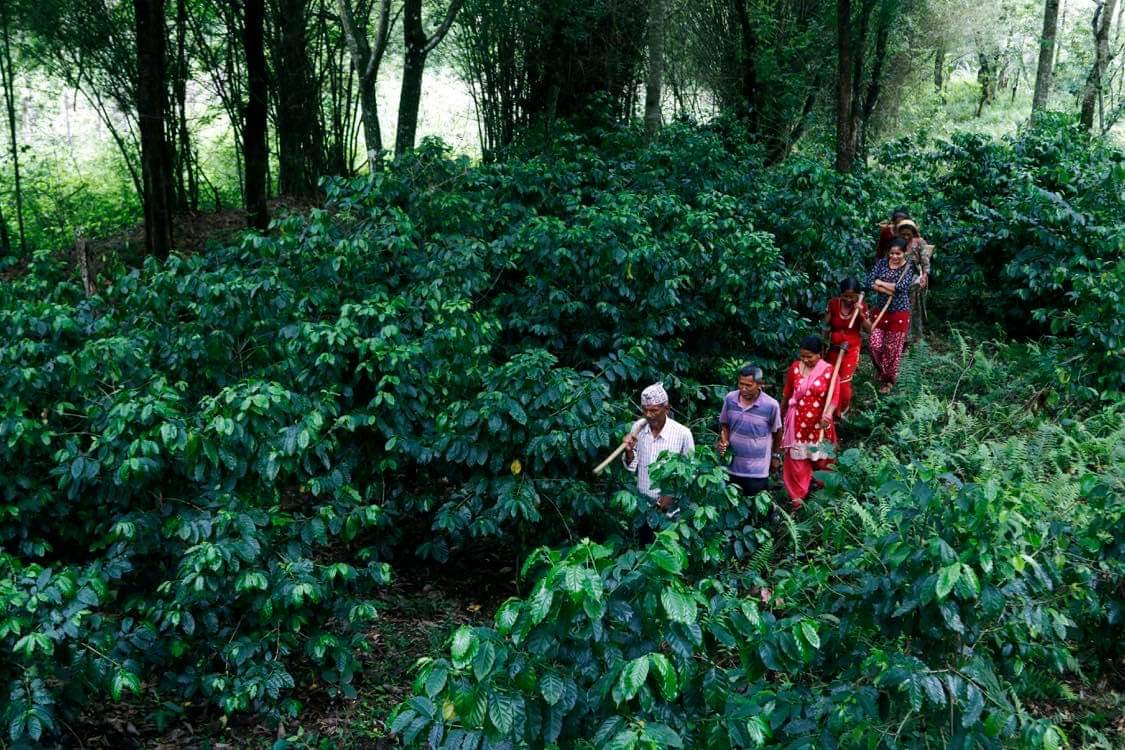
[717,364,783,496]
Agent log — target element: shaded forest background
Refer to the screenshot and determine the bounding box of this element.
[1,0,1125,257]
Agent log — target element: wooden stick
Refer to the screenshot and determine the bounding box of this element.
[818,343,848,443]
[593,418,647,475]
[846,292,865,328]
[870,263,911,330]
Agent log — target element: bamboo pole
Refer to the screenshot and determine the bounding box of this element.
[593,418,647,475]
[847,292,865,328]
[818,343,848,443]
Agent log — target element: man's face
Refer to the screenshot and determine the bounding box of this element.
[643,403,669,426]
[799,348,820,368]
[737,375,761,400]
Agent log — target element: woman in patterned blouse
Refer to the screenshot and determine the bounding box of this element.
[781,335,840,508]
[866,239,916,393]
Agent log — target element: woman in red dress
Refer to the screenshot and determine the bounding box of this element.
[822,277,871,418]
[781,335,840,508]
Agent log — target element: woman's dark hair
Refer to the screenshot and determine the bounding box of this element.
[891,207,910,220]
[839,276,862,293]
[798,335,823,354]
[888,237,909,251]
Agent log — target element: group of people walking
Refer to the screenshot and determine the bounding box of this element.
[619,210,934,521]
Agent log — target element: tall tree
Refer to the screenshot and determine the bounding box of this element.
[731,0,759,130]
[1031,0,1061,118]
[395,0,463,156]
[133,0,174,258]
[170,0,198,211]
[1079,0,1119,129]
[337,0,394,168]
[644,0,666,140]
[270,0,323,196]
[0,0,27,255]
[244,0,269,228]
[836,0,857,172]
[858,0,895,159]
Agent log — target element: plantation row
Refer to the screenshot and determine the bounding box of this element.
[1,118,1122,745]
[391,336,1124,749]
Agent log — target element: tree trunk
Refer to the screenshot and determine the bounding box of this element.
[859,2,893,161]
[1054,0,1068,69]
[732,0,759,131]
[1031,0,1061,118]
[934,44,945,92]
[134,0,174,259]
[1,1,27,255]
[835,0,856,173]
[272,0,322,196]
[244,0,269,229]
[1080,0,1118,129]
[0,200,9,257]
[395,0,463,156]
[337,0,392,168]
[644,0,666,140]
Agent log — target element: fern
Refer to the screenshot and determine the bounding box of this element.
[745,538,775,578]
[775,506,801,556]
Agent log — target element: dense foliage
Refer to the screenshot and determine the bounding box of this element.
[392,337,1124,749]
[2,117,1122,745]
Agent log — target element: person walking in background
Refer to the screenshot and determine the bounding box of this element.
[822,277,870,418]
[894,217,933,340]
[623,383,695,542]
[781,336,839,508]
[876,207,911,260]
[867,239,916,393]
[717,363,782,503]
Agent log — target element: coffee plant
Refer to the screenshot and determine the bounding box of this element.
[3,117,1123,744]
[394,337,1123,749]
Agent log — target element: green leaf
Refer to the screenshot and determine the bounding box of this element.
[472,641,496,680]
[488,692,515,734]
[660,587,697,624]
[528,581,554,625]
[424,662,448,698]
[450,626,475,667]
[936,563,962,600]
[799,621,820,650]
[642,723,683,747]
[961,683,985,727]
[612,656,649,704]
[648,653,678,700]
[540,671,564,706]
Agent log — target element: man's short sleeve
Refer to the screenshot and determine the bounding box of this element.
[770,400,782,432]
[681,426,695,455]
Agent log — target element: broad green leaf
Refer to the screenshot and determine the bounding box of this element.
[936,563,962,600]
[660,587,697,625]
[612,656,649,704]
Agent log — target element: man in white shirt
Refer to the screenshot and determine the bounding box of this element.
[622,382,695,513]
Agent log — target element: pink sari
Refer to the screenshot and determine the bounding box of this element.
[782,358,832,449]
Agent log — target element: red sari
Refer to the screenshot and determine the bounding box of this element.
[825,297,867,415]
[781,359,839,507]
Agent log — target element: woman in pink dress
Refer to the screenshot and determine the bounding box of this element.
[781,335,840,508]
